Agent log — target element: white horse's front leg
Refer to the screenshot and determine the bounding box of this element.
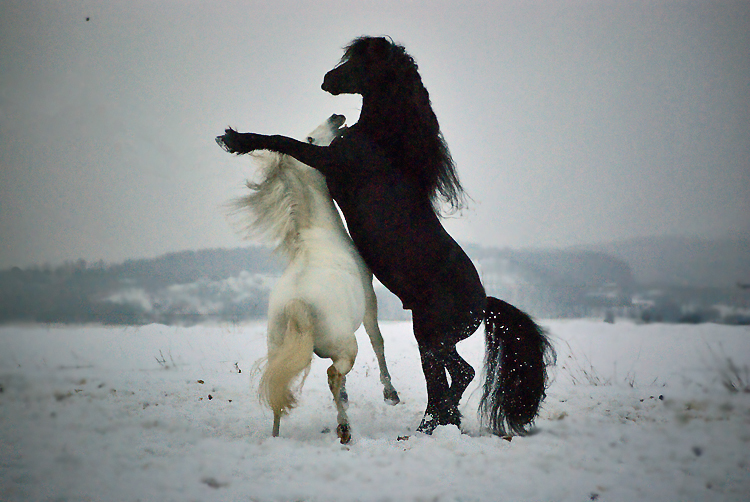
[327,364,352,444]
[363,280,400,405]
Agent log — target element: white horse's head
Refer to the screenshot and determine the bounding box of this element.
[305,114,347,147]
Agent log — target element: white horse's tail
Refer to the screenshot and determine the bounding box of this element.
[231,153,312,257]
[259,299,315,418]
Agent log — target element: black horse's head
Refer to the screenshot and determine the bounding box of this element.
[322,37,405,96]
[322,36,466,215]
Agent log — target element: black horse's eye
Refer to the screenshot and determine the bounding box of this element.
[307,137,314,144]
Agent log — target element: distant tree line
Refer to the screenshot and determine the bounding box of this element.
[634,285,750,325]
[1,244,747,326]
[0,247,281,325]
[468,246,636,318]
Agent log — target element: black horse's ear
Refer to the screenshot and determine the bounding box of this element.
[368,37,393,61]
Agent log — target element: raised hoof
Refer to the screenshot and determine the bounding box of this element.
[336,423,351,444]
[215,129,239,153]
[383,388,400,405]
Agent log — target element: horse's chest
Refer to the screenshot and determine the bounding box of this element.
[328,171,399,219]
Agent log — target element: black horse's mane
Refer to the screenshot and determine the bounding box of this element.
[341,37,466,214]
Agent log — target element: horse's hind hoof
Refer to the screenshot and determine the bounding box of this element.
[417,413,438,435]
[417,405,461,434]
[336,424,351,444]
[384,389,400,405]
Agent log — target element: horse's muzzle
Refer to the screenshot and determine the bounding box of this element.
[321,79,337,95]
[321,70,342,95]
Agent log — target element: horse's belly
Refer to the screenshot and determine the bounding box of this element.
[300,266,366,330]
[268,261,366,353]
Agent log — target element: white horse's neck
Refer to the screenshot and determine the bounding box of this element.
[300,167,346,233]
[235,122,353,261]
[251,154,351,260]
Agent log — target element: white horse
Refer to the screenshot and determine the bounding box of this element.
[232,114,399,444]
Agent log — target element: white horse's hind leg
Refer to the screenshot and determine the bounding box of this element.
[363,279,400,404]
[327,363,352,444]
[272,413,281,437]
[339,377,349,408]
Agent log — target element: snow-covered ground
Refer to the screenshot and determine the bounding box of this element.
[1,320,748,501]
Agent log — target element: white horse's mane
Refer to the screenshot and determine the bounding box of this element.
[232,152,318,257]
[230,118,343,258]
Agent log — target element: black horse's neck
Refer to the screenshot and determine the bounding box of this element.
[356,79,462,213]
[357,87,407,141]
[324,36,465,213]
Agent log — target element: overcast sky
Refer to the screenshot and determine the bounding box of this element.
[1,0,748,269]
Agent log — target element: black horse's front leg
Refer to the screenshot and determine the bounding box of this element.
[216,129,337,175]
[215,128,267,155]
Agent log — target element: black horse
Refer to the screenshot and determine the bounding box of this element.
[217,36,554,436]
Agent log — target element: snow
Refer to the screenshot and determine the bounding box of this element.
[1,320,748,501]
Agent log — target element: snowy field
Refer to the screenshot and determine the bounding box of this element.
[1,319,748,501]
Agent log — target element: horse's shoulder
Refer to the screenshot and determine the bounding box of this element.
[330,130,390,176]
[333,126,375,153]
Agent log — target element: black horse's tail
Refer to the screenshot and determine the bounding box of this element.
[479,296,555,436]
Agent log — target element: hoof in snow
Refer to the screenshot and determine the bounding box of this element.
[383,388,400,405]
[337,423,351,444]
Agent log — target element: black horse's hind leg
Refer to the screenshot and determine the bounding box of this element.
[444,347,475,406]
[416,345,460,434]
[416,345,476,435]
[413,299,484,435]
